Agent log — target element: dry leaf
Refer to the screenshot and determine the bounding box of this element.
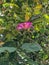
[0,0,3,4]
[0,26,6,30]
[0,41,5,46]
[25,12,31,21]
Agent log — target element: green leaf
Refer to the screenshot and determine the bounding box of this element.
[28,60,38,65]
[29,14,41,21]
[21,43,42,52]
[0,47,16,53]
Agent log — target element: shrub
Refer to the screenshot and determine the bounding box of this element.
[0,0,49,65]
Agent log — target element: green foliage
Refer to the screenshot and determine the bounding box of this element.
[0,0,49,65]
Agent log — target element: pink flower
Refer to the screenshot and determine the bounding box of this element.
[16,23,24,30]
[16,21,33,30]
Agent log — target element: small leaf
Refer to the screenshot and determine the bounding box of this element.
[34,25,40,31]
[29,14,41,21]
[34,4,42,15]
[25,12,31,21]
[0,19,4,24]
[44,14,49,19]
[35,4,42,9]
[3,3,19,8]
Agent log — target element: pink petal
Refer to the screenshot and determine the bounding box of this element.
[23,22,32,29]
[16,23,24,30]
[16,21,33,30]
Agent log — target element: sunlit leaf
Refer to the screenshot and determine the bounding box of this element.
[3,3,19,8]
[34,25,40,31]
[34,4,42,15]
[34,9,41,15]
[35,4,42,9]
[0,19,4,24]
[44,14,49,19]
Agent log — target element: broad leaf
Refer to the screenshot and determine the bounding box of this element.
[21,43,42,52]
[0,47,16,53]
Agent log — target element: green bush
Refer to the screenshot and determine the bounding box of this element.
[0,0,49,65]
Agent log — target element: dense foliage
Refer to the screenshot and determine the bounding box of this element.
[0,0,49,65]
